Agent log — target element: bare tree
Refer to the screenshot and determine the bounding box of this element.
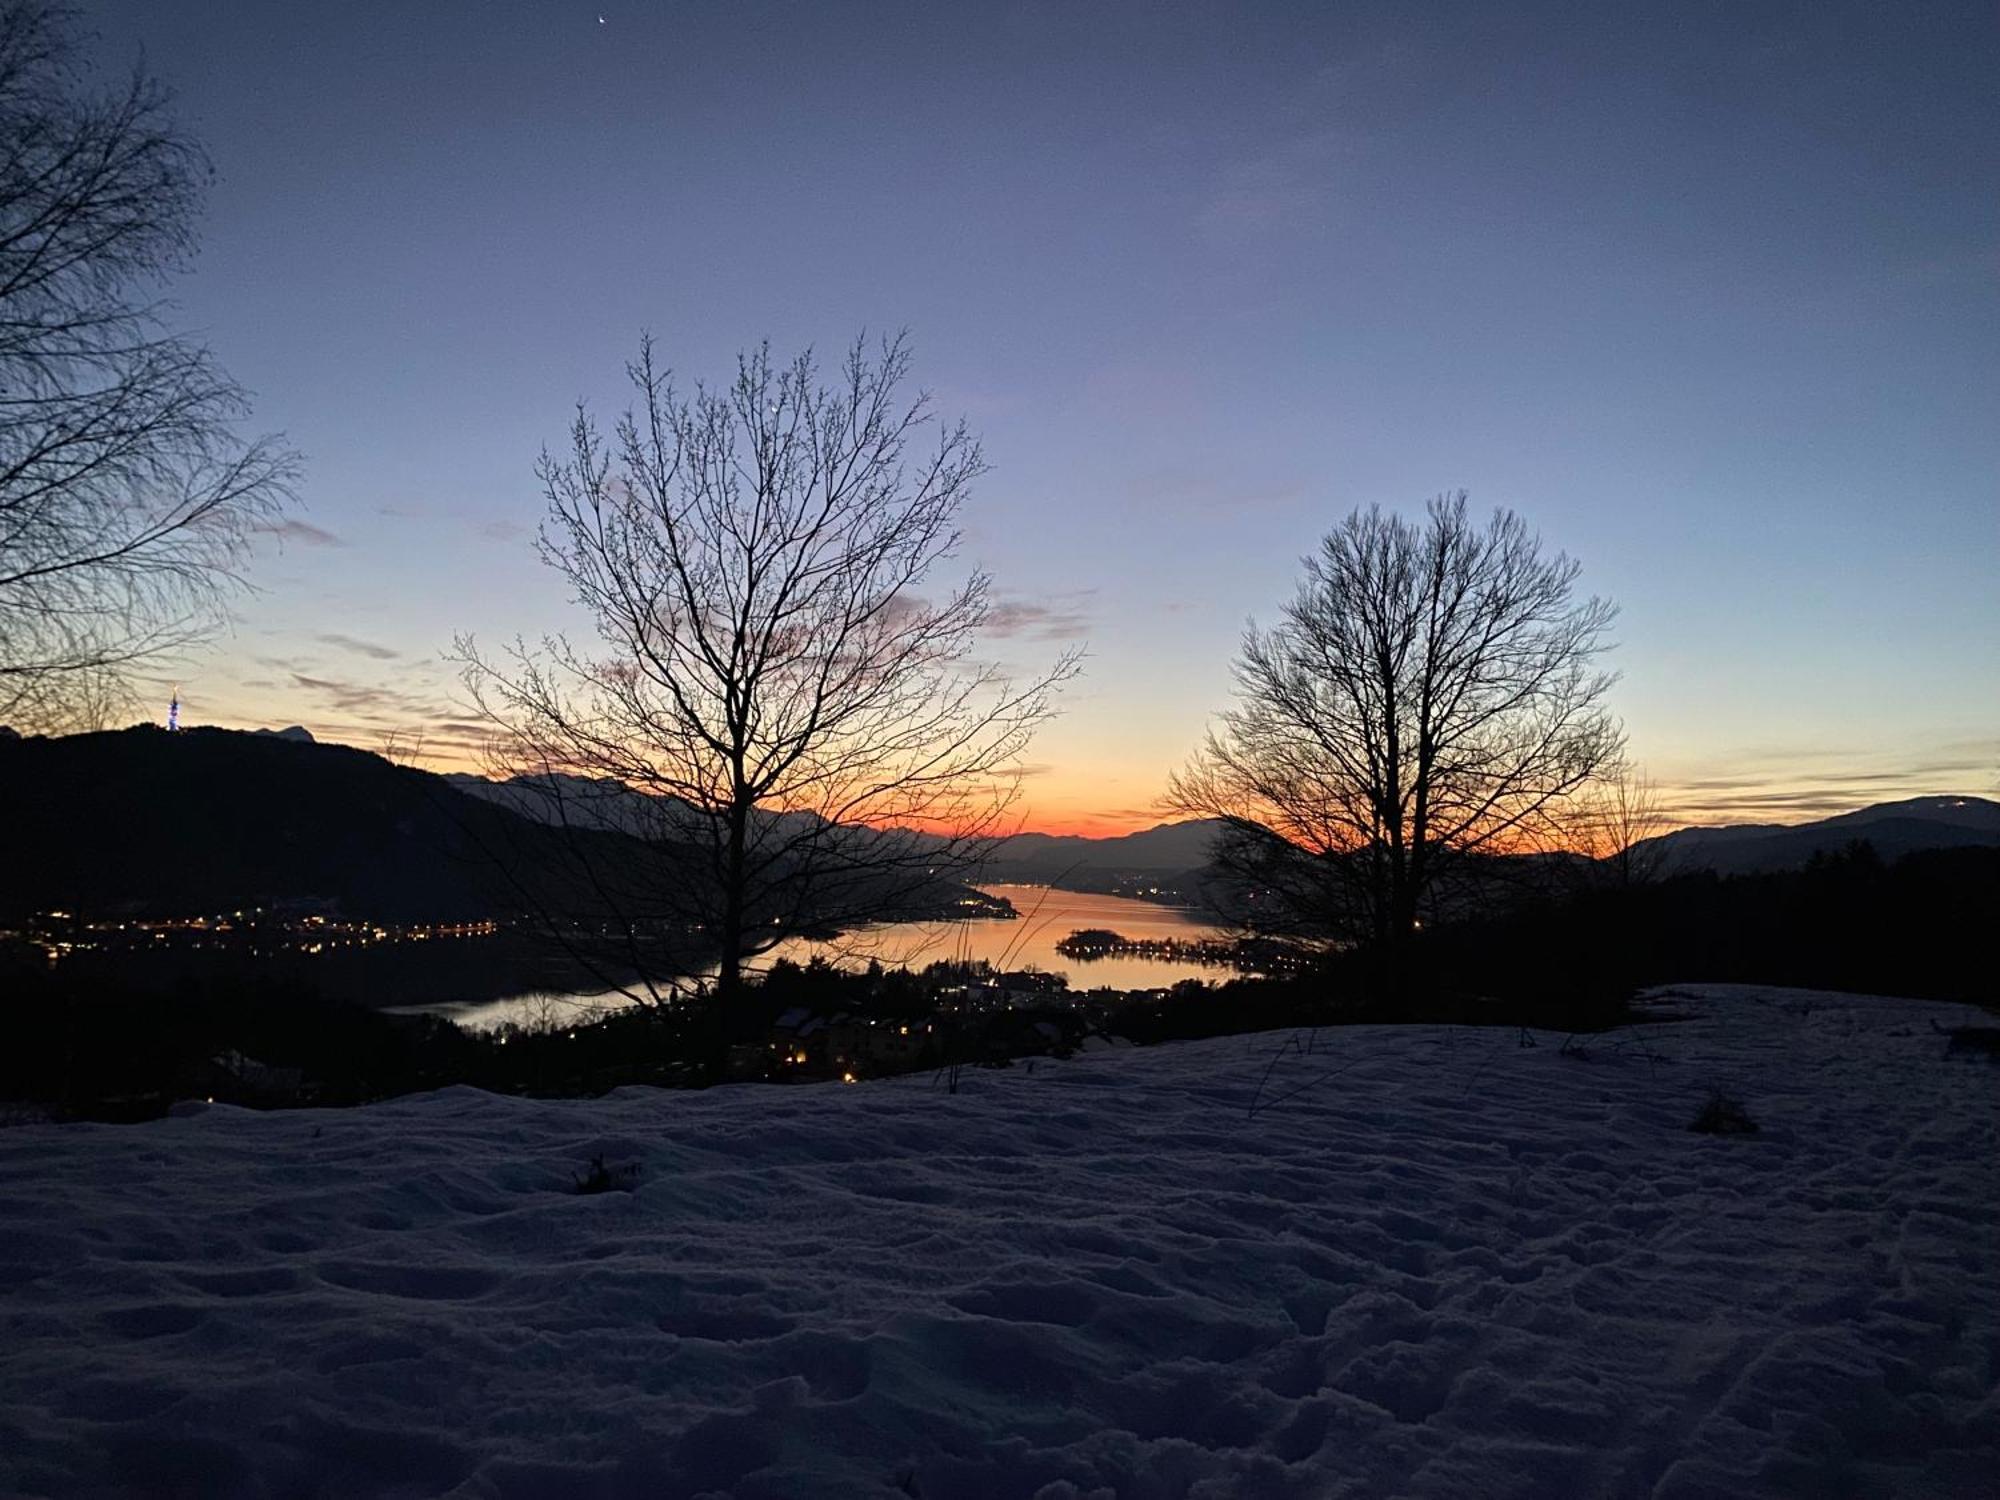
[1169,493,1623,983]
[0,2,296,732]
[1579,761,1671,886]
[458,334,1077,1001]
[376,726,430,768]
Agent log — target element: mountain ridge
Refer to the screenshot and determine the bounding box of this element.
[437,766,2000,882]
[12,727,1989,918]
[1636,794,2000,874]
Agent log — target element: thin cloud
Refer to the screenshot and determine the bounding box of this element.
[370,504,532,546]
[985,594,1094,642]
[426,718,500,742]
[1122,465,1304,517]
[1657,734,2000,826]
[289,673,447,725]
[1676,771,1934,794]
[317,633,401,662]
[256,518,343,547]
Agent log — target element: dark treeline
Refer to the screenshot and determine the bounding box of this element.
[2,969,481,1119]
[7,840,1990,1122]
[1033,842,2000,1048]
[1411,843,1998,1012]
[0,957,1094,1120]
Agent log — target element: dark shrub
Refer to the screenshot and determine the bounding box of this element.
[1688,1089,1758,1136]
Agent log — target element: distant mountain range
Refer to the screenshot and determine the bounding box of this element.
[441,770,833,847]
[5,725,1990,922]
[444,771,1230,885]
[975,796,2000,908]
[0,729,1000,929]
[1633,795,2000,875]
[982,796,2000,883]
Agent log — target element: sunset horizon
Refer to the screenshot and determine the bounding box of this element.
[91,692,1999,843]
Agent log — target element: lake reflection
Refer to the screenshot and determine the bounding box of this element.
[768,885,1226,991]
[414,886,1225,1031]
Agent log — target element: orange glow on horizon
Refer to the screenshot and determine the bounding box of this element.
[194,710,1989,847]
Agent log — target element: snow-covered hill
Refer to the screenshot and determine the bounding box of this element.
[2,986,1995,1498]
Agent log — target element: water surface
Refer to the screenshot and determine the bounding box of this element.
[415,886,1225,1030]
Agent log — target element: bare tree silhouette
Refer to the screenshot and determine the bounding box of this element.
[1580,762,1671,886]
[1170,492,1623,987]
[0,2,297,731]
[458,333,1077,1001]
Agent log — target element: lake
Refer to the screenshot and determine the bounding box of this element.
[411,886,1227,1031]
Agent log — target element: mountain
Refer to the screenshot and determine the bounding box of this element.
[1814,794,2000,835]
[1636,795,2000,875]
[0,726,645,922]
[0,730,1003,932]
[977,795,2000,910]
[979,796,2000,888]
[447,773,1227,881]
[444,771,943,862]
[978,819,1230,904]
[987,819,1226,876]
[442,770,663,837]
[390,766,2000,902]
[443,770,1229,904]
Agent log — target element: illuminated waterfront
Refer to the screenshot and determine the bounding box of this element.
[417,887,1229,1030]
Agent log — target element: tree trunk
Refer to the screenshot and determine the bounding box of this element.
[1385,875,1420,1006]
[719,799,749,999]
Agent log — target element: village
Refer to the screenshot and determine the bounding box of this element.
[10,906,499,964]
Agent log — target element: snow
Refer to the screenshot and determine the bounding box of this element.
[2,984,1995,1499]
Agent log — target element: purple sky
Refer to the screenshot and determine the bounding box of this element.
[85,0,1999,832]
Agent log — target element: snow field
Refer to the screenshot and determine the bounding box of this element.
[0,984,1995,1498]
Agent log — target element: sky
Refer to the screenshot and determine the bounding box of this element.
[80,0,1999,836]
